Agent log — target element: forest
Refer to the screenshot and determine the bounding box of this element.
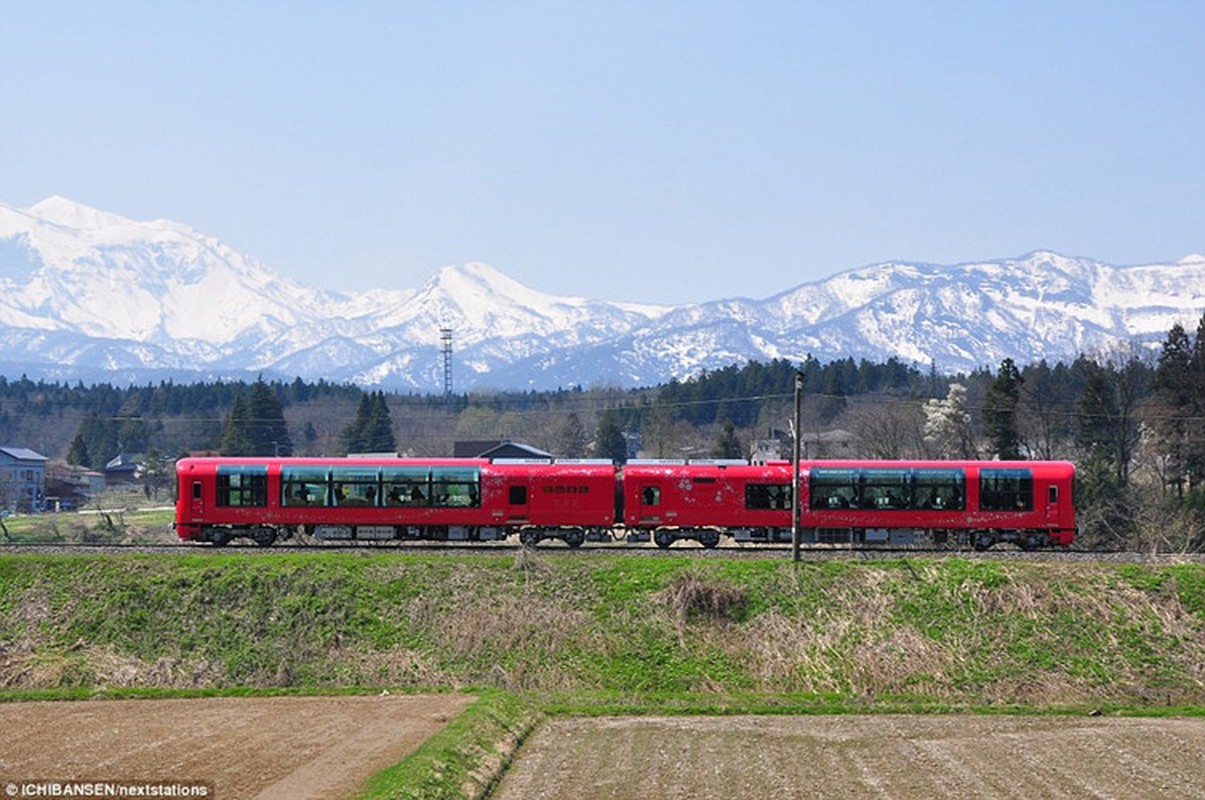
[2,311,1204,553]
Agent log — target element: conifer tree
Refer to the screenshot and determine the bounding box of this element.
[556,412,588,458]
[342,393,373,453]
[983,358,1024,460]
[66,434,90,467]
[1187,313,1205,493]
[714,421,743,459]
[362,392,397,453]
[594,411,628,464]
[218,396,253,456]
[1152,322,1193,496]
[219,378,292,456]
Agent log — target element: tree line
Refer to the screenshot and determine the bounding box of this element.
[3,311,1204,551]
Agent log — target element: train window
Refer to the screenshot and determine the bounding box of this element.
[746,483,792,510]
[979,468,1033,511]
[641,485,661,506]
[330,466,380,507]
[810,468,857,509]
[857,469,912,509]
[192,481,202,500]
[216,466,268,507]
[382,466,430,507]
[430,466,480,508]
[509,486,527,505]
[281,466,330,507]
[1048,486,1058,504]
[911,468,965,510]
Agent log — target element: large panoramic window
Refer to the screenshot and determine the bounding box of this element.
[430,466,480,508]
[382,466,431,507]
[979,468,1033,511]
[330,466,380,507]
[810,468,859,509]
[810,467,966,511]
[911,468,965,510]
[281,466,330,507]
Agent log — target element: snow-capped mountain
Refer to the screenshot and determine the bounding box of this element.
[1,196,1202,390]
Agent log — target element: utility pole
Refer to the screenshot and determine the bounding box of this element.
[792,370,803,562]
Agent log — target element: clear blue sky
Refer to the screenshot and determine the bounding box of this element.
[3,0,1202,304]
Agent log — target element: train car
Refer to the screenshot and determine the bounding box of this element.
[802,460,1076,550]
[621,459,1076,550]
[620,460,794,548]
[481,459,619,546]
[174,456,617,546]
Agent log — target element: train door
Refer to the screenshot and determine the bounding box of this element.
[189,479,204,519]
[1044,482,1061,527]
[637,482,662,523]
[507,482,530,524]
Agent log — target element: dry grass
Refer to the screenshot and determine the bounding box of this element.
[657,569,748,625]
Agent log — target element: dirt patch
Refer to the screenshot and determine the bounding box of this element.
[0,693,474,799]
[494,715,1205,799]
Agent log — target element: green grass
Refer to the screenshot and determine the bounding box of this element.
[3,552,1202,707]
[3,551,1204,796]
[355,690,539,800]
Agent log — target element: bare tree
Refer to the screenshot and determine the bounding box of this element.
[848,400,926,459]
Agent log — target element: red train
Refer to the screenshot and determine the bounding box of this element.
[175,456,1076,550]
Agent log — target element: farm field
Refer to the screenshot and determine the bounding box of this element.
[495,714,1205,800]
[0,694,473,799]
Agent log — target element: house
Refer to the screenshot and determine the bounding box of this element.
[453,440,553,460]
[0,446,49,512]
[45,463,105,511]
[104,452,141,484]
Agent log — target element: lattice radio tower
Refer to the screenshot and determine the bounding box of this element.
[440,327,454,399]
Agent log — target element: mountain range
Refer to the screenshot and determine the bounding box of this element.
[1,196,1203,391]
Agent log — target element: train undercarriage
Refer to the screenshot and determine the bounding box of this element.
[188,522,1066,551]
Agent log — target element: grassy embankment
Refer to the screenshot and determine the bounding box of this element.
[0,506,176,545]
[2,551,1203,797]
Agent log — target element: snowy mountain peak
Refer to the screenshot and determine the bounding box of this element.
[0,196,1202,390]
[26,195,133,231]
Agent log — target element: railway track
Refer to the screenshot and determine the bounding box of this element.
[2,539,1202,563]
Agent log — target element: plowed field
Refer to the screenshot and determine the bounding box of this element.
[495,715,1205,800]
[0,694,473,799]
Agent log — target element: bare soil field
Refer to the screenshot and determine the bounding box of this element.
[495,714,1205,800]
[0,694,473,799]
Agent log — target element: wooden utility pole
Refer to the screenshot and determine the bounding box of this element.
[792,370,803,562]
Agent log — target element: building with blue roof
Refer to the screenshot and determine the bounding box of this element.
[0,446,48,512]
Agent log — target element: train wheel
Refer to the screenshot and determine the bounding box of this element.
[210,529,231,547]
[250,527,277,547]
[519,530,539,547]
[563,529,585,549]
[698,530,720,549]
[654,530,674,549]
[972,533,994,551]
